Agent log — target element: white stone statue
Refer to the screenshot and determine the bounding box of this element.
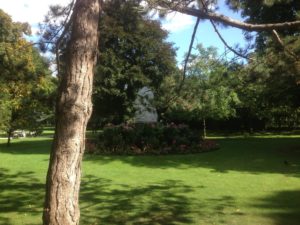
[134,86,158,123]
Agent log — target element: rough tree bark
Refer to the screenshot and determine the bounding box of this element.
[203,118,206,139]
[43,0,100,224]
[6,129,12,147]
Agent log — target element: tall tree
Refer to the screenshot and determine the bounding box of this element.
[92,0,177,125]
[165,44,240,136]
[43,0,100,224]
[228,0,300,128]
[0,9,55,146]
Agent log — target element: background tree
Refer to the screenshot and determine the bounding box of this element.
[225,0,300,49]
[164,44,240,137]
[227,0,300,129]
[91,0,177,126]
[0,9,56,146]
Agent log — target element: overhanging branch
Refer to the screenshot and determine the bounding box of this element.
[198,0,250,60]
[271,29,299,60]
[150,1,300,31]
[209,19,250,60]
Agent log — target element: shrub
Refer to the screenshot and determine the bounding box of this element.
[85,139,98,154]
[96,123,219,155]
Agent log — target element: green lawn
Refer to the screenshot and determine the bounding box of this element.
[0,135,300,225]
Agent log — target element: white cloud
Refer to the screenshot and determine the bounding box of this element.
[0,1,195,34]
[0,0,71,25]
[161,12,194,32]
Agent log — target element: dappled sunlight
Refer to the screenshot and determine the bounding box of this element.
[0,137,300,224]
[80,176,195,225]
[0,168,44,225]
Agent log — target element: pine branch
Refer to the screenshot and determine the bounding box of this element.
[198,0,250,60]
[209,20,250,60]
[149,0,300,31]
[271,29,299,61]
[54,0,76,76]
[158,17,200,113]
[179,17,201,93]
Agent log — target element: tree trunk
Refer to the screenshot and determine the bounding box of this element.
[43,0,100,224]
[203,118,206,139]
[7,129,12,147]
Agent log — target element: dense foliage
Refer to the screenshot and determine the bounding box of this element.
[162,45,240,135]
[91,0,178,125]
[36,0,300,133]
[0,9,56,142]
[226,0,300,129]
[2,0,299,137]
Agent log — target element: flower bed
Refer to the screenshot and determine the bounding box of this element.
[90,123,219,155]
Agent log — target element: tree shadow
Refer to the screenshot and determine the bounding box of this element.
[0,168,202,225]
[6,168,297,225]
[250,190,300,225]
[0,168,44,225]
[80,176,251,225]
[79,175,196,224]
[0,167,196,225]
[79,175,247,224]
[0,139,51,155]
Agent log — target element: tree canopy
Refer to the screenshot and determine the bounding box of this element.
[92,0,178,125]
[233,0,300,128]
[0,9,56,144]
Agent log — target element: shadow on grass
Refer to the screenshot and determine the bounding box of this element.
[0,139,51,155]
[1,167,299,225]
[0,168,196,225]
[80,175,196,225]
[207,129,300,138]
[0,168,44,225]
[251,190,300,225]
[80,177,245,225]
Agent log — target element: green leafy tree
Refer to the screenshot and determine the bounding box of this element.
[92,0,177,126]
[166,44,240,137]
[236,53,300,129]
[0,9,56,145]
[226,0,300,129]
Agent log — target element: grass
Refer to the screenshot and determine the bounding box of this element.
[0,135,300,225]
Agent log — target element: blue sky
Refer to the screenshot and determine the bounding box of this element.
[166,20,247,64]
[0,0,250,64]
[161,1,249,64]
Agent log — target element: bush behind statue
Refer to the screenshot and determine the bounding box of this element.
[89,123,219,155]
